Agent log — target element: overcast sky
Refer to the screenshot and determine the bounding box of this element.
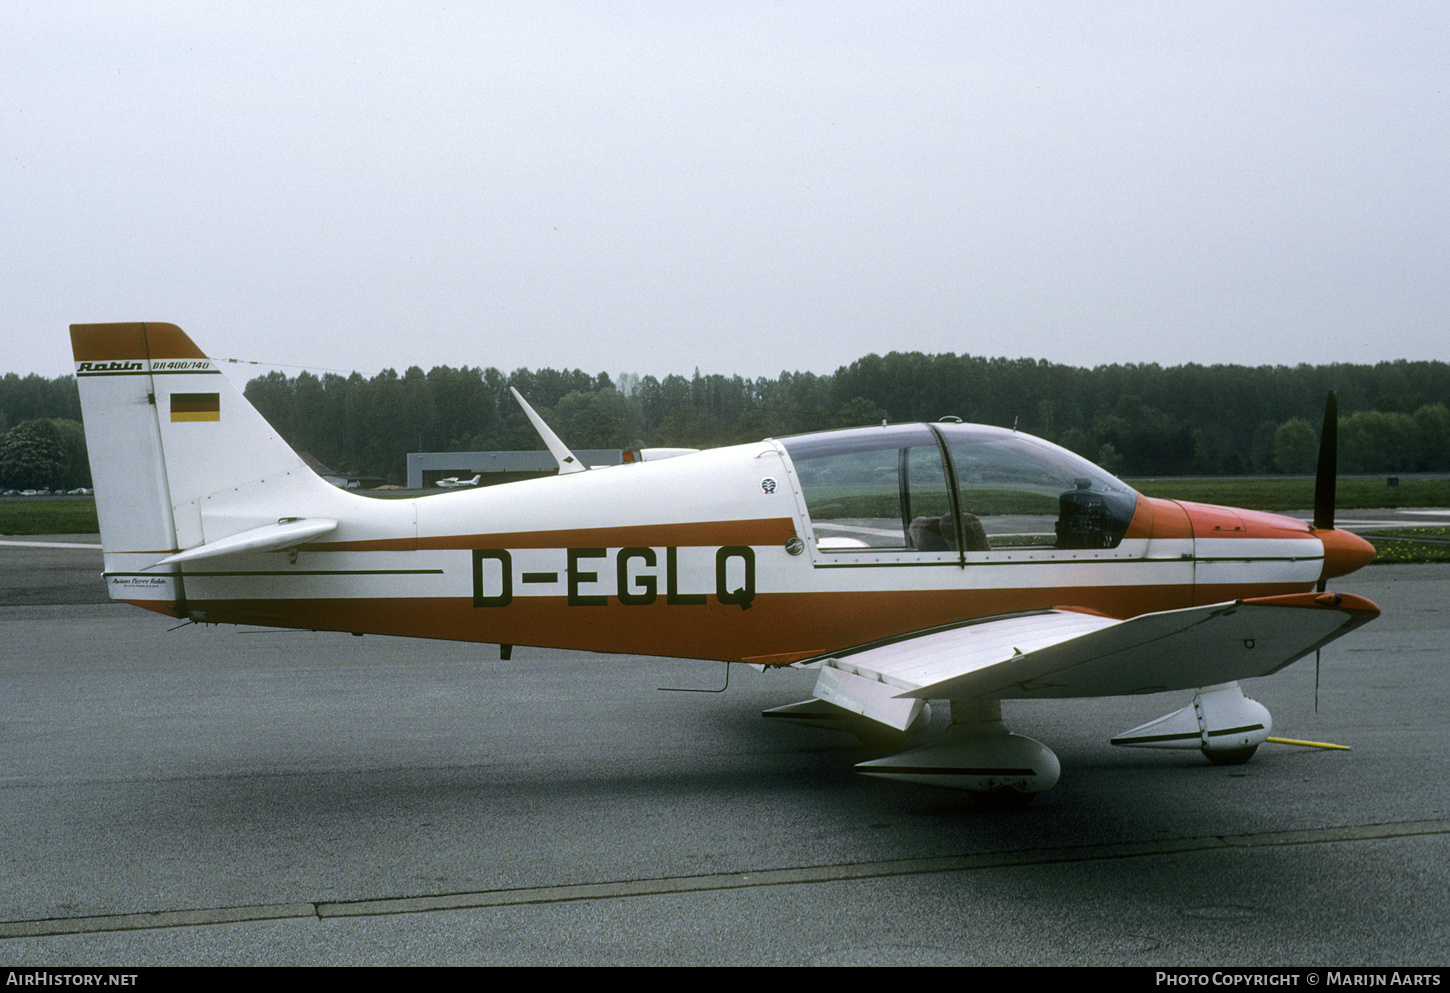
[6,1,1447,385]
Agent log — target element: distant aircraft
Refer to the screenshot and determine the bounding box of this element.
[435,475,481,488]
[70,322,1378,805]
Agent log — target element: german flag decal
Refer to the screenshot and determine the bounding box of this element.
[170,392,220,422]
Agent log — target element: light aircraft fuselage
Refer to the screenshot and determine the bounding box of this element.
[75,323,1372,666]
[72,322,1378,798]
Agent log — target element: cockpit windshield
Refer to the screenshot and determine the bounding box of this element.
[777,423,1139,554]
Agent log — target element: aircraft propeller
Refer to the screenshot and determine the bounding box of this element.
[1313,389,1339,708]
[1314,390,1338,594]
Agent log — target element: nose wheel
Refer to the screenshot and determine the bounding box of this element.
[1204,745,1258,765]
[1111,681,1271,763]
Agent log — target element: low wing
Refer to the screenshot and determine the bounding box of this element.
[805,593,1379,731]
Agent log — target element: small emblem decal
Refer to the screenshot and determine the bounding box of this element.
[761,476,777,494]
[171,392,220,422]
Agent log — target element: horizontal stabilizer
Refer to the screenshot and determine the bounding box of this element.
[151,518,339,567]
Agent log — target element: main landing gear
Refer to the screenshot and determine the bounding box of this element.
[854,699,1060,808]
[766,680,1277,806]
[764,697,1059,807]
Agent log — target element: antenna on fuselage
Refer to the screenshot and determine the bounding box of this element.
[509,387,588,475]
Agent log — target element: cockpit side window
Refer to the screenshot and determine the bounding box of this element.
[780,425,951,551]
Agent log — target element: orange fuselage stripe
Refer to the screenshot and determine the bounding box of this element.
[156,580,1310,663]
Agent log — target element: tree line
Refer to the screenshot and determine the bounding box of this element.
[3,355,1449,490]
[0,373,88,490]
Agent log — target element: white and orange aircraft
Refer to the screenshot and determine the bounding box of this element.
[71,322,1379,805]
[435,474,481,488]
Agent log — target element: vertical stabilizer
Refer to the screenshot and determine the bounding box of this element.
[70,322,338,614]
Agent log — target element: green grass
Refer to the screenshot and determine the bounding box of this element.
[1128,476,1450,512]
[1360,526,1450,564]
[0,497,99,535]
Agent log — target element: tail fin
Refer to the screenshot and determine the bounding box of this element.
[71,322,341,614]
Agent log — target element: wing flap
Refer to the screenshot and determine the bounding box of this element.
[812,664,927,730]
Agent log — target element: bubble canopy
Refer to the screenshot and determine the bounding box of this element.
[775,423,1140,553]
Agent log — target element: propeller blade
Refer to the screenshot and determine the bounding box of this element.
[1313,390,1338,532]
[1314,390,1339,593]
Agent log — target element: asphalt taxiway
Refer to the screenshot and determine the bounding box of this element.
[1,537,1446,965]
